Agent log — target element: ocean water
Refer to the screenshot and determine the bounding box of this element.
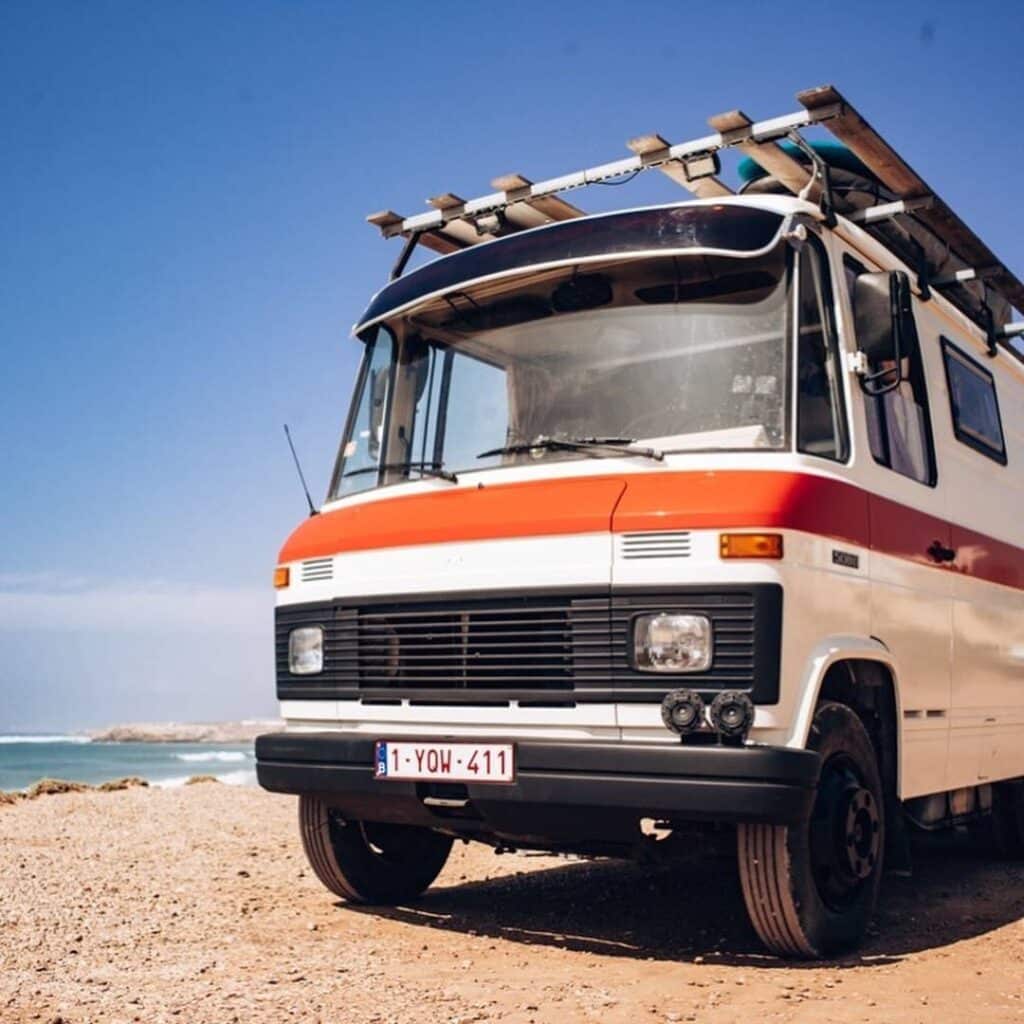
[0,736,257,791]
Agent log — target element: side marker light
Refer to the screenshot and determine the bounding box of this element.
[719,533,783,559]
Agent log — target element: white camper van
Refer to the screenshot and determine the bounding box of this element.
[257,85,1024,958]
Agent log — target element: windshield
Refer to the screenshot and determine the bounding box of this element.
[331,245,797,498]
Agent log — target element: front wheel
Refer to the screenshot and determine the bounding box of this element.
[299,795,453,904]
[738,701,885,958]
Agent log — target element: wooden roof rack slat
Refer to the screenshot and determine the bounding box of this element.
[708,110,816,199]
[626,134,733,199]
[366,210,462,255]
[425,194,501,243]
[490,174,584,223]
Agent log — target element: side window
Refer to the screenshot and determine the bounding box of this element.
[845,255,937,486]
[332,329,395,497]
[941,337,1007,464]
[406,342,509,473]
[796,243,848,461]
[439,350,509,471]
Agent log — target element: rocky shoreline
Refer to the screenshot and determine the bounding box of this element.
[88,719,281,743]
[0,774,220,805]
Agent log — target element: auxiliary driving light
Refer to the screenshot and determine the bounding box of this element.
[709,690,755,742]
[661,689,706,737]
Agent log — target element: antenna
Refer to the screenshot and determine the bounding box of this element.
[283,424,318,517]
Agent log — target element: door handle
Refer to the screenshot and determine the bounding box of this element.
[926,540,957,564]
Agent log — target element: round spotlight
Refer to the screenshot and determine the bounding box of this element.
[709,690,755,742]
[661,689,706,737]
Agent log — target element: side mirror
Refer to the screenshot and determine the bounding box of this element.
[852,270,919,394]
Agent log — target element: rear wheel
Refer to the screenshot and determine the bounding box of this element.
[738,701,885,958]
[299,795,453,904]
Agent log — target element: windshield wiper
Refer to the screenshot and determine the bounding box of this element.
[477,436,663,462]
[343,461,459,483]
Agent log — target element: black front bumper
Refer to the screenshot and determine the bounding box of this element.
[256,732,820,842]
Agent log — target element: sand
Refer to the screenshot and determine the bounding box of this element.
[2,784,1024,1024]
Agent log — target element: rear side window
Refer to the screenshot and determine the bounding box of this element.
[941,338,1007,464]
[845,255,937,486]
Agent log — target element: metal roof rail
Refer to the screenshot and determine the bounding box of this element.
[366,101,841,242]
[367,85,1023,350]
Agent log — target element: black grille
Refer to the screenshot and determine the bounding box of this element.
[351,595,609,689]
[276,586,781,704]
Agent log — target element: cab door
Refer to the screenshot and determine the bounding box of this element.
[843,257,953,799]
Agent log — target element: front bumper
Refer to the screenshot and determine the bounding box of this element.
[256,732,821,841]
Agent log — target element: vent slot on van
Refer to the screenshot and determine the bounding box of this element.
[300,557,334,583]
[619,531,692,560]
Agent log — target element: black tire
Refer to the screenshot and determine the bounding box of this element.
[299,795,453,905]
[738,701,885,958]
[970,780,1024,858]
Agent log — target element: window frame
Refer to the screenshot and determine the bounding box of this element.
[403,337,510,479]
[794,237,850,464]
[328,325,398,499]
[940,335,1008,466]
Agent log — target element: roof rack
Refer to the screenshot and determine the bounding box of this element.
[367,85,1023,353]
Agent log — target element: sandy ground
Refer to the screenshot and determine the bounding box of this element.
[3,786,1024,1024]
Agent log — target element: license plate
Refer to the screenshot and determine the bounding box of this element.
[374,741,515,783]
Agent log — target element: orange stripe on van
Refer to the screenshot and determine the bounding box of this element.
[278,476,627,564]
[611,470,871,544]
[278,469,1024,593]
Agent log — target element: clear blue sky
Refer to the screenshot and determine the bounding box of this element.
[2,1,1022,730]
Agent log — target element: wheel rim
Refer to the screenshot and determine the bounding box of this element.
[808,753,881,911]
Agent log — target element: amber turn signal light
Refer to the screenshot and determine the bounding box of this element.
[273,566,290,589]
[719,533,784,559]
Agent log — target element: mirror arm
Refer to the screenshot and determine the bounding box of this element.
[982,304,1000,358]
[859,363,903,396]
[787,131,837,228]
[911,239,931,301]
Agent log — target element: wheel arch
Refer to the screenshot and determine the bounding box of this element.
[789,636,903,796]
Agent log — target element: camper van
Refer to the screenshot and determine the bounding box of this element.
[256,86,1024,958]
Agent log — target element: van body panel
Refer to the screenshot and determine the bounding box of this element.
[265,196,1024,843]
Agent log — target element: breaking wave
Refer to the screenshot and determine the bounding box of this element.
[156,769,256,788]
[173,751,249,764]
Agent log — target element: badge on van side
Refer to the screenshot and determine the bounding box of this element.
[832,549,860,569]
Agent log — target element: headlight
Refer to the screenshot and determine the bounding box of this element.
[289,626,324,675]
[633,613,712,673]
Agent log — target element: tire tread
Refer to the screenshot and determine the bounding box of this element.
[738,823,816,957]
[737,701,883,959]
[298,796,364,902]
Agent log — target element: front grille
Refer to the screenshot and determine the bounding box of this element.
[350,595,609,690]
[276,586,781,704]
